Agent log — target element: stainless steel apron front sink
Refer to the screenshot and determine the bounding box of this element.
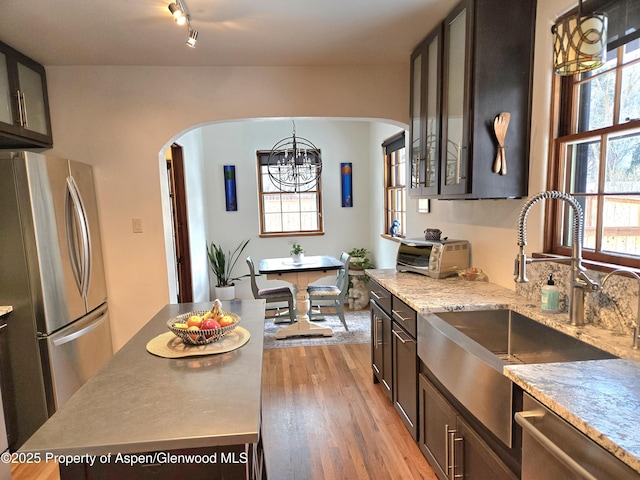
[417,309,617,447]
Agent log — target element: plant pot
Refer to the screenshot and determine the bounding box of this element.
[291,253,304,264]
[214,285,235,301]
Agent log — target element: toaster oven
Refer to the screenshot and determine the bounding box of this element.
[396,238,470,279]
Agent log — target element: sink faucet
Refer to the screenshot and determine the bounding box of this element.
[601,269,640,349]
[514,191,600,326]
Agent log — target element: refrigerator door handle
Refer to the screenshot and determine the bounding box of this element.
[65,176,92,299]
[52,304,108,347]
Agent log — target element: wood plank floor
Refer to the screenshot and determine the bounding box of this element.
[12,343,436,480]
[262,344,435,480]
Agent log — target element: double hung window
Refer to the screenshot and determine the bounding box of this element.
[549,0,640,267]
[383,132,406,237]
[256,150,323,236]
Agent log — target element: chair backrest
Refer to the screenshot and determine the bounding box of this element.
[246,256,260,298]
[336,252,351,298]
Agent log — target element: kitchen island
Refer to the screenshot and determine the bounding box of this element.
[19,300,266,480]
[368,269,640,476]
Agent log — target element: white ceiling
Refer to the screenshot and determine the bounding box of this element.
[0,0,458,67]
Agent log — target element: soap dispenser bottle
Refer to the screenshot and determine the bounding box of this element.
[541,273,559,313]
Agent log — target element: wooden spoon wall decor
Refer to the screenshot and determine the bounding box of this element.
[492,112,510,176]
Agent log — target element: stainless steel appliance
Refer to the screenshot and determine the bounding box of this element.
[516,393,639,480]
[396,238,470,278]
[0,151,113,450]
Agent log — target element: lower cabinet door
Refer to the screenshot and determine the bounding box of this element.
[419,373,517,480]
[371,302,392,400]
[419,373,456,479]
[392,323,418,440]
[457,417,518,480]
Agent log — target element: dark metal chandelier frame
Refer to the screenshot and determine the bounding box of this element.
[266,122,322,193]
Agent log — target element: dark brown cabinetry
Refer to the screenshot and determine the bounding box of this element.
[370,282,419,440]
[409,26,442,197]
[409,0,536,199]
[419,373,518,480]
[371,301,392,400]
[391,297,418,440]
[0,41,52,148]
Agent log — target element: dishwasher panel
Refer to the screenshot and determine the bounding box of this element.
[516,393,639,480]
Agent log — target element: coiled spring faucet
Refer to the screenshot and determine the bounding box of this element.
[514,191,600,326]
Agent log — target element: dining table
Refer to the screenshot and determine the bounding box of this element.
[258,255,343,339]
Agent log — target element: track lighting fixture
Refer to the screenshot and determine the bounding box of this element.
[167,0,198,48]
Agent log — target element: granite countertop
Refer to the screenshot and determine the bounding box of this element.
[367,269,640,361]
[0,306,12,317]
[20,300,266,456]
[367,269,640,474]
[505,360,640,474]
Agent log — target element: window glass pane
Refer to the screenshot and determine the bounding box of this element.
[605,129,640,192]
[623,38,640,63]
[282,213,301,232]
[577,72,616,132]
[301,213,318,231]
[602,195,640,255]
[263,213,282,233]
[263,194,281,213]
[581,196,598,250]
[619,61,640,123]
[568,140,600,194]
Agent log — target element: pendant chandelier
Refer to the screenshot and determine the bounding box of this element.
[267,121,322,193]
[551,0,607,75]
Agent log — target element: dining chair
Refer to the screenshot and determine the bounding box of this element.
[246,256,296,323]
[308,252,351,331]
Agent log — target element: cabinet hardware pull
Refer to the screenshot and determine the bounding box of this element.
[391,309,410,322]
[21,92,28,128]
[515,411,599,480]
[453,436,464,479]
[392,328,414,344]
[375,316,383,347]
[448,427,457,480]
[16,90,24,126]
[0,323,7,330]
[370,291,383,300]
[445,424,451,476]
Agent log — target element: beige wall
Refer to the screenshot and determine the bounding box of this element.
[44,66,408,349]
[41,0,572,350]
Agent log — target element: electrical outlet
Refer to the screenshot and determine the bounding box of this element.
[132,218,143,234]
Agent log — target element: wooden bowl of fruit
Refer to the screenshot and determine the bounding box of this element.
[167,300,239,345]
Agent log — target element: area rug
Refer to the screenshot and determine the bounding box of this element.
[263,309,370,349]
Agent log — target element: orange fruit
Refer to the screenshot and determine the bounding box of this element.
[187,315,202,328]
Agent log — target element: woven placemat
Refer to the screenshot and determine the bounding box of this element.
[146,326,250,358]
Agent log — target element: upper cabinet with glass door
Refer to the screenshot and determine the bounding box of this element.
[408,25,442,198]
[440,0,536,199]
[0,41,52,148]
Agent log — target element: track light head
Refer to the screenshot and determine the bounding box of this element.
[186,28,198,48]
[168,2,186,25]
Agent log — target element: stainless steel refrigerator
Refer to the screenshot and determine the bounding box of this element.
[0,151,113,450]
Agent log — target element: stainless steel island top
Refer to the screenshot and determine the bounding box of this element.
[19,300,265,457]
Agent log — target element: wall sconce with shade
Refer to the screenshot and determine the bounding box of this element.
[551,0,607,75]
[167,0,199,48]
[266,121,322,193]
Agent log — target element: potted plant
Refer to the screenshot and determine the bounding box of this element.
[291,242,304,264]
[206,238,250,300]
[347,247,374,272]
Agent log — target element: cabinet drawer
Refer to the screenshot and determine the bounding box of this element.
[369,280,391,316]
[391,296,417,338]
